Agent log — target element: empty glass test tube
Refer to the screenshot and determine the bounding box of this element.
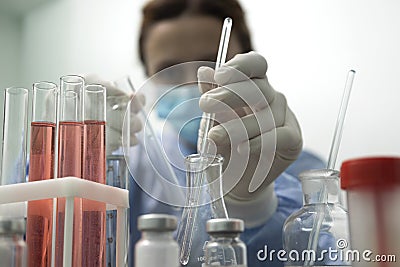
[0,87,29,266]
[0,87,29,186]
[26,81,58,267]
[0,87,29,221]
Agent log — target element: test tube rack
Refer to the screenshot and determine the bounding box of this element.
[0,177,129,267]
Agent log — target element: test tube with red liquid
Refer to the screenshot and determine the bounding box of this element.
[55,75,84,266]
[26,81,58,267]
[82,84,106,266]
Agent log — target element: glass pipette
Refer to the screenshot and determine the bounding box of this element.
[197,17,232,219]
[305,70,356,266]
[178,17,233,266]
[199,17,233,154]
[327,70,356,170]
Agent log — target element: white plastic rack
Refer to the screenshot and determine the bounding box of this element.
[0,177,129,267]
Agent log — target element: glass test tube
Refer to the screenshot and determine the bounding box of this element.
[82,84,106,266]
[26,81,58,267]
[0,87,29,266]
[106,155,129,267]
[0,87,29,222]
[55,75,84,266]
[0,87,29,186]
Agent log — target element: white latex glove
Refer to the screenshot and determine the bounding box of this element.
[197,52,302,227]
[84,74,144,154]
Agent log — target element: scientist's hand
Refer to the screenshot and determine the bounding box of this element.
[197,52,303,202]
[84,74,144,154]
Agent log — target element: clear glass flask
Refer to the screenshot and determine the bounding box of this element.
[204,218,247,267]
[0,218,27,267]
[56,75,84,266]
[82,84,107,266]
[282,169,351,266]
[27,81,58,267]
[177,154,228,266]
[135,214,179,267]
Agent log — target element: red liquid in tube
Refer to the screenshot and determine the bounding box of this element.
[55,121,83,266]
[82,120,106,266]
[55,120,106,266]
[27,121,56,267]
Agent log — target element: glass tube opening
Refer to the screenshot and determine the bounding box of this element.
[32,81,58,123]
[84,84,106,121]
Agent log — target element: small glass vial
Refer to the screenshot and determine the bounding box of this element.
[204,218,247,267]
[135,214,179,267]
[283,169,351,266]
[0,218,27,267]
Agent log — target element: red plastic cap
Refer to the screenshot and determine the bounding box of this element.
[341,157,400,189]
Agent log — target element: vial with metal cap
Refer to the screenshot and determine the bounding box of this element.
[204,218,247,267]
[0,218,27,267]
[135,214,179,267]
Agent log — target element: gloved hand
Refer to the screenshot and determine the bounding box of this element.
[197,52,303,226]
[84,74,144,154]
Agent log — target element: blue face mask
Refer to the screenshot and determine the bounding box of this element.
[156,84,203,147]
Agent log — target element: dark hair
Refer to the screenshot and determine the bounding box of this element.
[139,0,253,70]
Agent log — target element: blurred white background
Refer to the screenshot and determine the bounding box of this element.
[0,0,399,167]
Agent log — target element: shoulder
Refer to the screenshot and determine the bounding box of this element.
[274,150,325,216]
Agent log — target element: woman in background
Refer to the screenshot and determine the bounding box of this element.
[96,0,325,266]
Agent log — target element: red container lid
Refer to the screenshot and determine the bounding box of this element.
[341,157,400,189]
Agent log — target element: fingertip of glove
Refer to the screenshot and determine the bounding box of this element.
[215,52,268,82]
[197,66,214,79]
[214,66,232,84]
[208,125,228,145]
[197,66,215,90]
[199,93,218,112]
